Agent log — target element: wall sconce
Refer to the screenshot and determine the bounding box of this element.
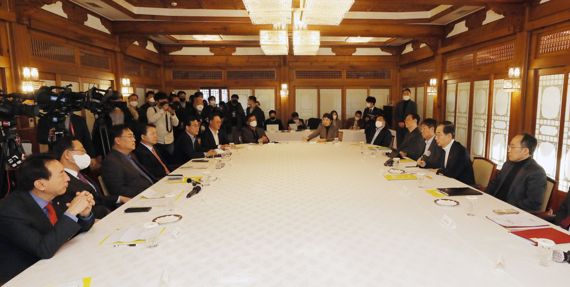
[280,83,289,97]
[120,77,133,97]
[503,67,521,92]
[427,78,437,96]
[21,67,39,93]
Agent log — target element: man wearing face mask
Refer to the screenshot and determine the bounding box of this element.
[138,91,156,124]
[183,91,205,124]
[345,110,364,129]
[241,114,270,144]
[265,110,283,130]
[394,88,418,147]
[147,92,179,161]
[52,136,124,219]
[246,96,265,129]
[365,115,392,147]
[363,96,383,130]
[127,94,140,122]
[169,93,185,139]
[227,94,246,142]
[203,96,221,123]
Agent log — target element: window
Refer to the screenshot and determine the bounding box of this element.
[320,89,342,117]
[471,80,490,158]
[560,75,570,191]
[201,87,229,103]
[455,82,471,145]
[489,79,511,168]
[346,88,368,119]
[415,86,425,119]
[446,82,457,123]
[295,88,318,120]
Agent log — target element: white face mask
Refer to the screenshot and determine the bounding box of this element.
[129,101,138,107]
[375,121,385,128]
[72,153,91,170]
[148,98,155,104]
[196,104,204,112]
[249,120,257,128]
[403,95,411,101]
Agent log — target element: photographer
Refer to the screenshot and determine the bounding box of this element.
[146,92,179,161]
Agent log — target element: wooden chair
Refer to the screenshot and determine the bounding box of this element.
[472,157,497,192]
[534,177,557,220]
[97,176,110,197]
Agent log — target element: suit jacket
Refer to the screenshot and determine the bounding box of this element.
[365,127,392,147]
[200,128,230,150]
[241,126,268,143]
[101,149,154,198]
[37,114,96,157]
[555,190,570,229]
[173,132,206,165]
[437,141,475,186]
[394,127,424,160]
[133,143,169,180]
[422,138,444,169]
[363,107,383,123]
[0,191,94,283]
[344,117,364,129]
[246,106,266,128]
[307,124,339,142]
[53,171,116,219]
[487,158,547,212]
[394,100,418,123]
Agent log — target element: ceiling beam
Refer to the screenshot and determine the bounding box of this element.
[112,21,445,38]
[164,40,390,48]
[374,0,524,4]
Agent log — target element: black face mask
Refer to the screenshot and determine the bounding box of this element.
[270,116,276,120]
[231,99,238,104]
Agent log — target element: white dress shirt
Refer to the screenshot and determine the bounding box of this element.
[424,136,435,155]
[442,139,455,168]
[146,107,179,145]
[210,127,220,147]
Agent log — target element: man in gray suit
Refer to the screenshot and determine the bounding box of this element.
[241,114,269,144]
[305,113,339,142]
[487,133,547,213]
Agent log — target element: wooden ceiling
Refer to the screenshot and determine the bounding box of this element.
[66,0,530,53]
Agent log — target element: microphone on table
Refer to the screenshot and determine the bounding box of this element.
[186,185,202,199]
[553,250,570,264]
[186,178,201,186]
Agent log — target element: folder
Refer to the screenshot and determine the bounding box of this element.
[511,227,570,245]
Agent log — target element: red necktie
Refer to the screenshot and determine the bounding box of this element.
[46,202,58,225]
[68,120,75,137]
[151,148,170,174]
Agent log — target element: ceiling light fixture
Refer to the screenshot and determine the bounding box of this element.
[345,36,373,43]
[260,29,289,55]
[243,0,292,25]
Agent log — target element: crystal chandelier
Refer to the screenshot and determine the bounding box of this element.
[300,0,354,25]
[293,30,320,55]
[260,29,289,55]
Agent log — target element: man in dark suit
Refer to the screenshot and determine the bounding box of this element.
[183,91,206,124]
[365,115,392,147]
[394,88,418,147]
[52,136,124,219]
[390,113,424,160]
[133,123,170,181]
[555,188,570,230]
[265,110,284,130]
[417,118,444,169]
[487,133,547,212]
[242,114,270,144]
[201,113,230,150]
[434,122,475,185]
[246,96,266,129]
[174,117,217,166]
[363,96,383,130]
[0,154,95,283]
[138,90,155,124]
[101,125,155,200]
[345,110,364,130]
[227,94,246,142]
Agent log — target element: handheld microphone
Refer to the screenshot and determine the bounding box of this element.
[186,185,202,198]
[553,250,570,264]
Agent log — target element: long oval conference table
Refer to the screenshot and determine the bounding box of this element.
[6,142,569,286]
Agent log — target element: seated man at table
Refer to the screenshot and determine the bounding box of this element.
[417,118,444,169]
[242,114,270,144]
[345,110,364,130]
[365,115,391,147]
[101,125,155,200]
[174,117,217,165]
[555,188,570,230]
[305,113,339,142]
[0,154,95,283]
[265,110,283,130]
[389,113,424,160]
[434,122,475,185]
[52,136,124,219]
[201,113,230,150]
[287,112,306,131]
[487,133,547,213]
[133,123,170,180]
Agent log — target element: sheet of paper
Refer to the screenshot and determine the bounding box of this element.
[486,214,549,228]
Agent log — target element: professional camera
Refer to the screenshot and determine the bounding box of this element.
[0,91,38,126]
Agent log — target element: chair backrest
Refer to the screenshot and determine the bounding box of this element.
[307,118,321,129]
[540,177,557,213]
[472,157,497,190]
[97,176,110,197]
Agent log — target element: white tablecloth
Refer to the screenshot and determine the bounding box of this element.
[266,129,366,142]
[7,143,569,287]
